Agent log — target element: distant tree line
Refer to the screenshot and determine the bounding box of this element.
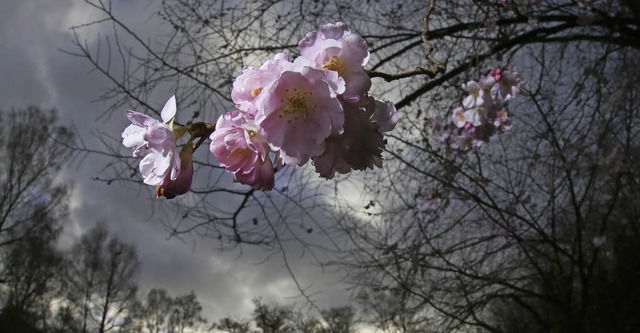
[213,298,356,333]
[0,217,360,333]
[0,219,208,333]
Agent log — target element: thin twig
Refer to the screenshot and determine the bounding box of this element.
[368,0,445,82]
[421,0,446,78]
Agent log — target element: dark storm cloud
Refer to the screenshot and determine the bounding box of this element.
[0,0,351,321]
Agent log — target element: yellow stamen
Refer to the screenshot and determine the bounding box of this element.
[251,87,263,97]
[227,148,250,158]
[322,56,346,76]
[280,89,312,121]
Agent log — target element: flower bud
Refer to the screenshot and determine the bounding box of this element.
[156,143,194,199]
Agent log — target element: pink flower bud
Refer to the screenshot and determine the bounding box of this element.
[156,144,194,199]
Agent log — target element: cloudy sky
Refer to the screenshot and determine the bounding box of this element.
[0,0,351,321]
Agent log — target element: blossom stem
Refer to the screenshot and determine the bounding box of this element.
[188,121,216,151]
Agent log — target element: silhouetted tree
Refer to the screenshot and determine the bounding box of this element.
[128,288,206,333]
[62,223,140,333]
[355,288,431,333]
[133,288,174,333]
[52,305,83,333]
[320,306,355,333]
[292,311,323,333]
[252,298,295,333]
[0,220,62,331]
[0,106,73,333]
[167,291,206,333]
[0,107,73,247]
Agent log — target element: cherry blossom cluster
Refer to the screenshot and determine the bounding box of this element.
[428,68,523,150]
[122,96,194,199]
[209,22,397,191]
[122,23,398,197]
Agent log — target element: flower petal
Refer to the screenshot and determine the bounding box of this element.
[161,95,177,123]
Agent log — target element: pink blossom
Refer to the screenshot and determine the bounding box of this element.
[366,97,398,133]
[255,66,345,166]
[452,107,483,128]
[311,136,352,179]
[452,107,467,128]
[439,68,524,152]
[467,108,485,127]
[122,96,181,186]
[298,22,371,103]
[427,116,450,143]
[490,68,524,102]
[462,77,495,108]
[494,109,513,131]
[122,112,163,157]
[137,149,180,186]
[342,102,385,171]
[210,110,274,191]
[231,53,291,116]
[462,81,485,108]
[312,103,385,178]
[450,131,474,150]
[231,66,263,115]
